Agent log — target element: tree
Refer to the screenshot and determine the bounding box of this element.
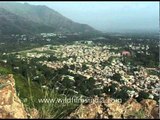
[61,76,74,88]
[48,55,58,61]
[103,83,118,95]
[112,86,132,103]
[70,65,75,70]
[136,91,149,102]
[111,73,122,83]
[82,64,88,71]
[49,46,54,49]
[113,89,129,103]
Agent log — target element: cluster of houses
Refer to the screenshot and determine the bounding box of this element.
[127,44,150,55]
[11,34,27,41]
[9,42,159,100]
[23,43,158,99]
[40,32,67,39]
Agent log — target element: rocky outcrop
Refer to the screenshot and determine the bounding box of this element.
[151,106,159,119]
[69,97,159,119]
[0,74,158,119]
[140,99,158,118]
[0,74,27,118]
[123,98,142,118]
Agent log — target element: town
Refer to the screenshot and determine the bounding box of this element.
[1,38,159,103]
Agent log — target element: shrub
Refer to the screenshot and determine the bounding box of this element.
[111,73,122,83]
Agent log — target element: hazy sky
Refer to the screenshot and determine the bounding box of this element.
[22,2,159,32]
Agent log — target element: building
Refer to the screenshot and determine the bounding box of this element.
[122,51,131,56]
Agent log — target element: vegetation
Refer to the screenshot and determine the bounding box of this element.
[103,83,118,95]
[136,91,150,102]
[111,73,123,83]
[112,86,133,103]
[0,29,158,118]
[37,89,79,119]
[0,65,12,75]
[128,108,147,119]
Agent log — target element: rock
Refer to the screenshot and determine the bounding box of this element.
[69,96,159,119]
[70,102,102,119]
[0,74,27,118]
[140,99,157,116]
[104,98,124,118]
[69,97,124,119]
[151,106,159,119]
[29,108,39,118]
[123,98,142,117]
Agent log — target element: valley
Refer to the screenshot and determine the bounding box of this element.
[0,2,159,119]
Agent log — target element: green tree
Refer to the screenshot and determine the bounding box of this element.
[103,83,118,95]
[136,91,149,102]
[111,73,122,83]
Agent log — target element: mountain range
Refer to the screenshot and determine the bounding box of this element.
[0,2,100,35]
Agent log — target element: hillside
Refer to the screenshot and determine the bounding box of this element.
[0,2,99,34]
[69,96,159,119]
[0,74,158,119]
[0,74,27,118]
[0,8,57,35]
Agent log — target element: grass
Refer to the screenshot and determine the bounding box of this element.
[14,74,43,106]
[14,73,79,118]
[37,89,79,119]
[0,65,78,118]
[147,69,159,76]
[129,108,147,119]
[0,65,12,75]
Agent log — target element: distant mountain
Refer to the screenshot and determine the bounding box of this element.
[0,2,100,34]
[0,8,57,35]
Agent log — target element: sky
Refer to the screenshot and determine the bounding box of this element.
[21,2,159,32]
